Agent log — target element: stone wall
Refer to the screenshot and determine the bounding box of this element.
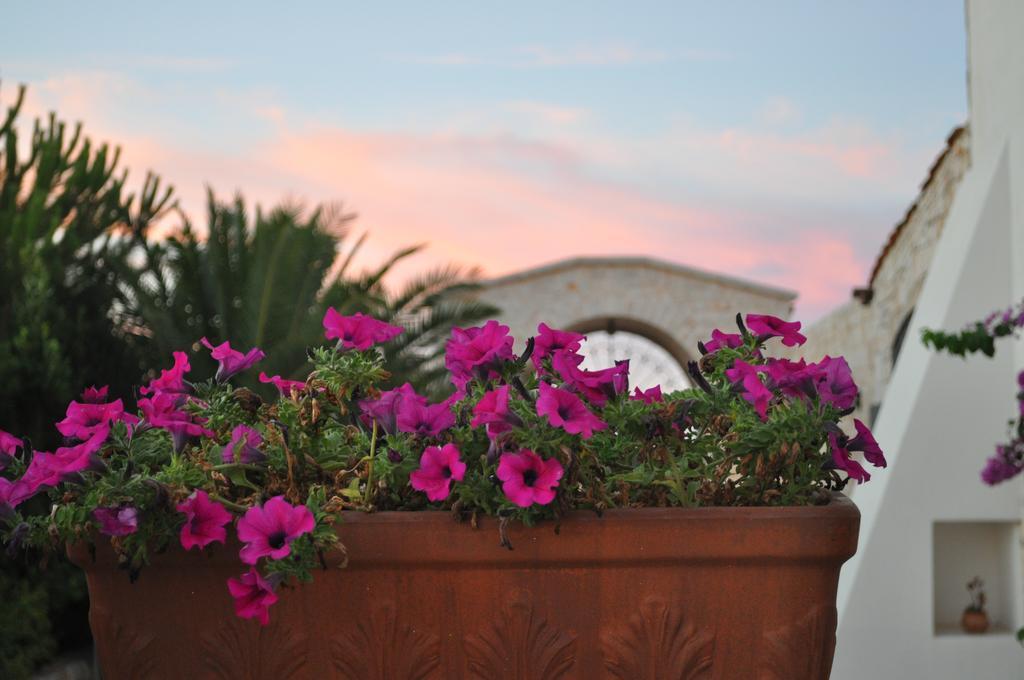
[472,256,795,365]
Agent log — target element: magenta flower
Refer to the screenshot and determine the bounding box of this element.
[45,426,110,479]
[0,428,22,470]
[140,392,214,453]
[322,309,403,350]
[237,496,315,565]
[396,396,456,437]
[703,329,743,354]
[0,477,35,510]
[829,433,870,483]
[177,490,232,551]
[725,360,773,420]
[227,568,280,625]
[359,383,421,435]
[258,372,306,396]
[55,398,137,440]
[139,351,192,396]
[445,320,515,388]
[981,443,1023,485]
[409,444,467,501]
[93,506,139,536]
[471,385,521,438]
[81,385,109,403]
[10,454,60,503]
[536,382,607,438]
[811,356,858,410]
[631,385,663,404]
[496,450,564,507]
[200,338,265,382]
[551,350,628,406]
[150,408,215,454]
[532,323,584,370]
[761,358,818,400]
[745,314,806,347]
[848,419,886,468]
[222,425,265,464]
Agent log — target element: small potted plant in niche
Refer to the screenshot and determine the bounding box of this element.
[962,577,990,634]
[1,312,885,679]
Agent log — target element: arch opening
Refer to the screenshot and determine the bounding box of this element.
[566,316,692,392]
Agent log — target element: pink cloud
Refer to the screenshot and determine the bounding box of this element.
[5,70,922,321]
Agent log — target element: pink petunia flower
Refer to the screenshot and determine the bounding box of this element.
[81,385,109,403]
[631,385,663,404]
[322,309,403,350]
[496,450,564,507]
[45,426,110,479]
[93,506,139,536]
[222,425,265,464]
[227,568,280,625]
[359,383,421,435]
[258,372,306,397]
[725,360,773,420]
[409,444,466,501]
[847,419,886,468]
[703,329,744,354]
[0,428,22,470]
[810,356,858,410]
[471,385,522,438]
[140,393,215,453]
[139,351,192,396]
[551,351,628,406]
[0,477,36,510]
[177,490,232,550]
[828,433,870,483]
[396,396,456,437]
[532,323,584,371]
[10,454,61,504]
[745,314,807,347]
[445,321,515,389]
[56,398,137,440]
[536,382,607,439]
[200,338,265,382]
[237,496,315,565]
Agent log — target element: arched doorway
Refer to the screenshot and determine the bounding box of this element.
[567,316,692,392]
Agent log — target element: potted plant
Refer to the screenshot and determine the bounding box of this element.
[961,577,990,634]
[1,312,884,678]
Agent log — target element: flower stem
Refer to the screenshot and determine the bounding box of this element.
[364,421,378,508]
[209,494,249,513]
[211,463,264,472]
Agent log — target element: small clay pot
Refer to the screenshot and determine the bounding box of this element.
[961,609,990,634]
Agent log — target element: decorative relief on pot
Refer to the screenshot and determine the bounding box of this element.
[758,604,837,680]
[201,617,307,679]
[331,600,440,680]
[600,596,715,680]
[91,610,157,680]
[464,589,577,680]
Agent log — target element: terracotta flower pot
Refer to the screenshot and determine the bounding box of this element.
[961,610,990,634]
[69,494,859,679]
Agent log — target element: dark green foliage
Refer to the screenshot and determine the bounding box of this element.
[920,321,1005,358]
[0,80,174,674]
[116,192,496,397]
[0,81,175,448]
[0,556,58,679]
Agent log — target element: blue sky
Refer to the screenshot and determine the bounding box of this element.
[2,1,967,318]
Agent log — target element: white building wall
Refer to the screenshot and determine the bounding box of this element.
[832,1,1024,677]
